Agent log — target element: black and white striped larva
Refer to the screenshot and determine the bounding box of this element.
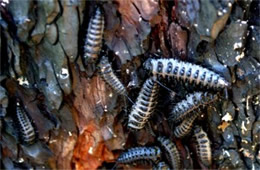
[128,77,159,130]
[169,91,218,123]
[15,99,37,145]
[98,55,126,95]
[143,58,230,89]
[157,136,181,169]
[193,126,212,167]
[153,161,170,170]
[83,6,105,66]
[117,146,161,165]
[173,112,199,138]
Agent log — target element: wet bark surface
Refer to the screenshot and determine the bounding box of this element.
[0,0,259,169]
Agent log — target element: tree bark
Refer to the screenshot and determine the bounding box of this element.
[0,0,259,169]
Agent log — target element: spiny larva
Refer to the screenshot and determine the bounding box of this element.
[173,112,199,138]
[157,136,181,169]
[169,92,218,123]
[143,58,230,89]
[128,77,158,130]
[98,55,126,95]
[193,126,212,167]
[15,99,37,145]
[117,146,161,164]
[83,6,105,66]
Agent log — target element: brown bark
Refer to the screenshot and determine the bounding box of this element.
[0,0,259,169]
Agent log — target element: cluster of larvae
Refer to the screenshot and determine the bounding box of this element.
[82,6,231,169]
[6,5,230,169]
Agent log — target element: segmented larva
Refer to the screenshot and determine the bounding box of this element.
[173,112,199,138]
[15,100,36,145]
[154,162,170,170]
[193,126,212,167]
[128,78,158,130]
[117,146,161,164]
[157,136,181,169]
[83,6,105,66]
[98,55,126,95]
[143,58,230,89]
[169,92,218,123]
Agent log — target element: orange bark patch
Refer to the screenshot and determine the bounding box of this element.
[72,121,115,169]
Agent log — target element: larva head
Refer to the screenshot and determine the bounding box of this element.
[95,6,103,16]
[15,97,24,107]
[218,77,230,88]
[156,162,170,170]
[99,55,109,65]
[154,146,162,161]
[193,125,202,134]
[143,58,153,72]
[97,55,108,69]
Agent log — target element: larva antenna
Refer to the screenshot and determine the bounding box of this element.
[111,162,118,170]
[154,79,174,93]
[122,95,133,114]
[124,94,134,105]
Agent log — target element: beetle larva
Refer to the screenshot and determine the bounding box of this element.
[98,55,126,95]
[83,6,105,66]
[169,92,218,123]
[117,146,161,164]
[143,58,230,89]
[15,99,37,145]
[173,112,199,138]
[153,161,170,170]
[128,77,159,130]
[157,136,181,169]
[193,126,212,167]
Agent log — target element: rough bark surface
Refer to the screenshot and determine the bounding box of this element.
[0,0,259,169]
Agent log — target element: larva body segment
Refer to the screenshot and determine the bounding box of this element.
[128,78,159,130]
[15,100,36,145]
[83,6,105,66]
[143,58,229,89]
[169,92,218,123]
[157,136,181,169]
[117,146,161,164]
[154,161,170,170]
[98,56,126,95]
[193,126,212,167]
[173,112,199,138]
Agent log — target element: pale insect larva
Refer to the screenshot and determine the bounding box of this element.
[98,55,126,96]
[143,58,230,89]
[83,6,105,66]
[117,146,161,164]
[173,112,199,138]
[153,161,170,170]
[157,136,181,169]
[169,91,218,123]
[128,77,159,130]
[193,126,212,167]
[15,100,36,145]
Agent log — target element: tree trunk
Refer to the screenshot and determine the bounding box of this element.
[0,0,259,169]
